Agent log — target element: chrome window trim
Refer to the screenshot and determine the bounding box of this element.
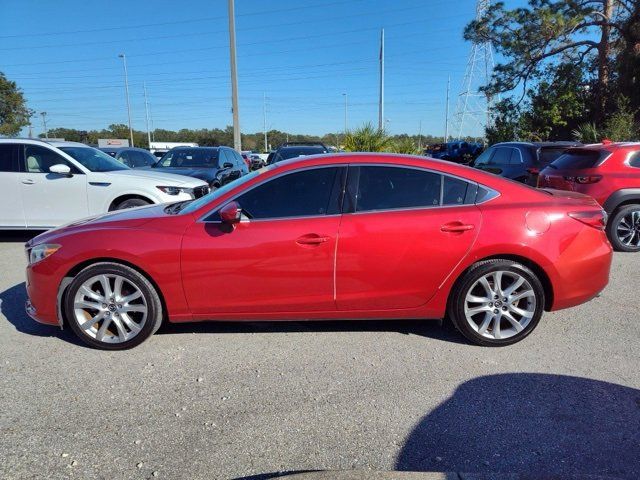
[198,162,501,223]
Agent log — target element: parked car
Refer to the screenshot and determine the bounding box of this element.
[148,146,248,188]
[248,154,265,170]
[473,141,580,184]
[100,147,157,168]
[267,142,330,164]
[425,141,483,163]
[0,139,209,229]
[25,153,611,349]
[240,153,252,170]
[538,142,640,252]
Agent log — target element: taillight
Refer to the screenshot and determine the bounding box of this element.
[568,210,607,230]
[563,175,602,184]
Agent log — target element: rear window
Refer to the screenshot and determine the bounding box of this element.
[550,150,605,170]
[538,148,568,166]
[273,147,326,162]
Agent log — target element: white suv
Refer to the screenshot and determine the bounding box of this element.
[0,139,209,229]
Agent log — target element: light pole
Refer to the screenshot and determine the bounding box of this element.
[40,112,48,138]
[143,82,152,148]
[342,93,348,133]
[118,53,134,147]
[228,0,241,152]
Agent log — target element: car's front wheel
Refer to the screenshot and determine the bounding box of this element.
[448,259,545,346]
[64,262,163,350]
[114,198,152,210]
[607,204,640,252]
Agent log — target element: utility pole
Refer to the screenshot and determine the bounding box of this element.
[342,93,348,133]
[228,0,241,152]
[445,75,450,142]
[118,53,134,147]
[143,82,152,148]
[378,28,385,130]
[263,92,268,152]
[418,120,422,150]
[28,116,33,139]
[40,112,48,138]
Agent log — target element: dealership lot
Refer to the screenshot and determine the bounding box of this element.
[0,232,638,479]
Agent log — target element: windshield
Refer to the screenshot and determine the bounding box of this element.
[156,148,219,168]
[179,167,270,215]
[59,146,129,172]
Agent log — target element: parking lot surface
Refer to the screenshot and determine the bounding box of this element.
[0,232,638,480]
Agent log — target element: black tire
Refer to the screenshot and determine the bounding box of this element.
[64,262,163,350]
[114,198,152,210]
[448,259,545,347]
[209,181,220,190]
[606,204,640,252]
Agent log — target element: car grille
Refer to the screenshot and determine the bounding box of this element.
[193,185,210,199]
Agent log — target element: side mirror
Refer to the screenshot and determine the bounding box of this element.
[222,162,233,169]
[219,201,241,225]
[49,164,72,176]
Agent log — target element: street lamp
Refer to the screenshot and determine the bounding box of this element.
[118,53,134,147]
[342,93,348,133]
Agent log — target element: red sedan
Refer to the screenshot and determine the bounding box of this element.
[25,154,612,349]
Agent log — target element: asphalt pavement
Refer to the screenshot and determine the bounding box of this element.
[0,231,638,480]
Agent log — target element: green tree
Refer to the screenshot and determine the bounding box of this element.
[603,96,638,141]
[0,72,32,136]
[465,0,634,123]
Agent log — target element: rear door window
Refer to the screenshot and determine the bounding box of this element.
[551,150,604,169]
[0,144,20,172]
[490,147,512,165]
[628,152,640,168]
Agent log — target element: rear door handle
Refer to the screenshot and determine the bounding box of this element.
[441,222,475,233]
[296,234,330,246]
[21,179,35,185]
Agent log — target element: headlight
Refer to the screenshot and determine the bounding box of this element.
[157,186,193,196]
[28,244,61,265]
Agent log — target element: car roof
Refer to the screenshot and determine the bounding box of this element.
[0,138,89,148]
[567,142,640,152]
[171,146,220,150]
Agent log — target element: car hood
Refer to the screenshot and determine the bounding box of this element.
[27,204,168,246]
[141,166,216,181]
[106,168,207,186]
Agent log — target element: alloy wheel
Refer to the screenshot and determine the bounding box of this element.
[72,274,148,344]
[463,270,536,340]
[616,209,640,248]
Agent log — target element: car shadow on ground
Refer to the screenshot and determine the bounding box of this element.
[158,317,469,345]
[0,282,86,347]
[396,373,640,479]
[0,281,468,348]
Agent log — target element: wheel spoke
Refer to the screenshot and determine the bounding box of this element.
[74,300,102,310]
[79,285,104,302]
[99,275,112,300]
[503,311,524,332]
[111,317,129,342]
[477,312,492,335]
[80,311,104,330]
[492,271,503,295]
[122,304,147,313]
[478,276,493,296]
[509,289,535,303]
[95,316,113,341]
[119,312,142,334]
[120,290,142,304]
[509,304,534,318]
[492,313,502,339]
[466,294,490,304]
[113,276,124,301]
[503,277,524,297]
[466,305,491,316]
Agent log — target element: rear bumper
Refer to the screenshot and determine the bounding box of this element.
[548,230,612,311]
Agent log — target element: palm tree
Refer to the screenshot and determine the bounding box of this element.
[342,123,392,152]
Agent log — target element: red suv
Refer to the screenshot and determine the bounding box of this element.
[539,142,640,252]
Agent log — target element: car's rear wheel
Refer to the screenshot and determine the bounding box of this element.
[64,262,163,350]
[607,204,640,252]
[114,198,152,210]
[448,259,545,346]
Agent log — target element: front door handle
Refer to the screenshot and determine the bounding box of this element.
[21,179,35,185]
[296,234,330,246]
[441,222,475,233]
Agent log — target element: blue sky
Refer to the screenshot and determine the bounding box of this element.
[2,0,494,137]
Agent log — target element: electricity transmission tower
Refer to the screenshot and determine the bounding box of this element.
[450,0,496,140]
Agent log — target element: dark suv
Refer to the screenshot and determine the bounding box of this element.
[267,142,330,165]
[149,146,248,188]
[425,141,483,163]
[100,147,157,168]
[473,141,581,185]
